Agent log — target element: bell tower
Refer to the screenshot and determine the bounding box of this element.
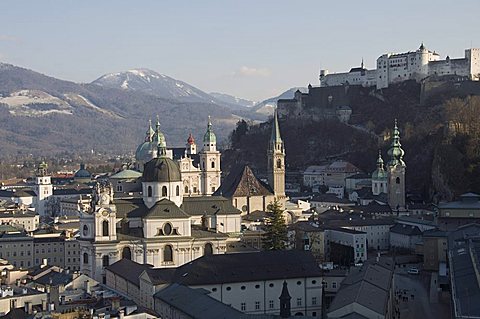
[34,161,53,217]
[387,120,406,211]
[199,117,221,195]
[267,109,286,202]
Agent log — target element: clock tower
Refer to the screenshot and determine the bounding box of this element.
[78,181,119,283]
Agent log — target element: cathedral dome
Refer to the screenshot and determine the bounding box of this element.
[135,141,154,162]
[142,157,181,183]
[74,164,91,179]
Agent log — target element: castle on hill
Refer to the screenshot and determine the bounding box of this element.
[320,44,480,89]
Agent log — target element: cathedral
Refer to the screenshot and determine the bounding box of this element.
[79,114,287,282]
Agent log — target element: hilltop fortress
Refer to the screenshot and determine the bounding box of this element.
[320,44,480,89]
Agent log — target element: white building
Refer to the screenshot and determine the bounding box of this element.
[107,250,323,317]
[320,44,480,89]
[326,228,367,263]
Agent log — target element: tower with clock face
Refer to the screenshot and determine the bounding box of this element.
[78,181,119,282]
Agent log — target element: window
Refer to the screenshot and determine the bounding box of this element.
[164,245,173,262]
[176,185,180,196]
[255,284,260,289]
[297,298,302,306]
[241,303,246,311]
[102,220,109,237]
[211,161,215,169]
[102,255,109,267]
[185,186,189,193]
[163,223,173,235]
[83,253,88,264]
[122,247,131,260]
[332,282,337,289]
[162,186,167,197]
[204,243,213,255]
[269,283,274,288]
[241,286,246,290]
[255,301,260,310]
[312,297,317,305]
[276,159,282,169]
[147,186,153,197]
[396,177,400,184]
[226,286,231,291]
[297,281,302,285]
[269,300,274,309]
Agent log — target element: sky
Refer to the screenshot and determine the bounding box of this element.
[1,0,480,101]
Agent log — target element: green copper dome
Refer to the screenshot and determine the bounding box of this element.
[387,120,405,167]
[135,141,155,161]
[372,151,387,180]
[203,116,216,144]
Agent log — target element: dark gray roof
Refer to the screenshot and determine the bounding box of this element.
[143,157,181,183]
[151,250,322,286]
[115,198,189,219]
[142,199,190,219]
[0,189,36,198]
[53,188,92,196]
[213,165,273,198]
[389,223,422,236]
[328,259,394,317]
[154,284,245,319]
[448,224,480,318]
[181,196,241,216]
[35,271,72,286]
[105,259,153,287]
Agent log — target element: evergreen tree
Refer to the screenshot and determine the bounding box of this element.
[262,199,288,250]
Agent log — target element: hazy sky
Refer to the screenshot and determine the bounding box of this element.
[1,0,479,101]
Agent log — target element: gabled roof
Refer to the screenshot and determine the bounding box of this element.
[213,165,273,198]
[109,169,142,180]
[142,199,190,219]
[105,259,153,287]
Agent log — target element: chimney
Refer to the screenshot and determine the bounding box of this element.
[41,258,48,268]
[84,280,91,294]
[376,252,380,263]
[111,297,120,311]
[24,302,33,314]
[41,299,47,311]
[119,309,124,319]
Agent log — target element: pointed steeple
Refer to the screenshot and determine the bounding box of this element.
[372,150,387,180]
[279,281,291,318]
[387,119,405,167]
[270,108,283,146]
[376,150,384,169]
[153,115,167,157]
[203,116,217,150]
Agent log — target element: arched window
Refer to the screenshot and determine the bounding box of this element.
[122,247,131,260]
[176,185,180,196]
[102,255,109,267]
[102,220,109,237]
[83,253,88,264]
[211,161,215,169]
[162,186,167,197]
[164,245,173,262]
[396,177,400,184]
[185,186,189,193]
[147,186,152,197]
[276,159,282,169]
[204,243,213,255]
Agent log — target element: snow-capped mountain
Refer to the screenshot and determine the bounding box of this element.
[92,69,216,103]
[209,92,256,108]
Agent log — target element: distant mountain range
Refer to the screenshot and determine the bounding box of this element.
[0,62,306,156]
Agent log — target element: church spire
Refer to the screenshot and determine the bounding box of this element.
[270,108,282,145]
[279,281,291,318]
[376,150,384,170]
[387,119,405,167]
[154,115,167,157]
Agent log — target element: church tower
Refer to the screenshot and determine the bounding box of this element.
[387,120,406,210]
[78,181,118,283]
[199,117,221,195]
[186,133,196,155]
[372,151,388,195]
[34,161,53,217]
[267,109,286,201]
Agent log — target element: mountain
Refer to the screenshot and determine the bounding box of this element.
[0,63,247,156]
[209,92,256,109]
[92,69,217,104]
[252,87,307,115]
